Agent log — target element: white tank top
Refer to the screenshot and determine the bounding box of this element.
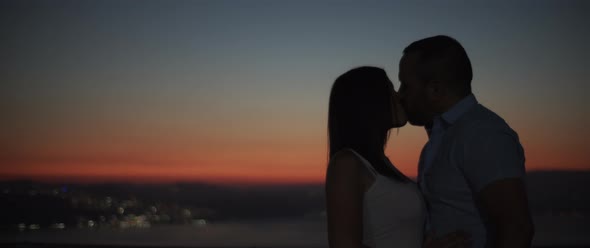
[349,149,426,248]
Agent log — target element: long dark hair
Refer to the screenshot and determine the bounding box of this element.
[328,66,406,181]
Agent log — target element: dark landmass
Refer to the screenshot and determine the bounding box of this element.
[526,170,590,214]
[0,170,587,232]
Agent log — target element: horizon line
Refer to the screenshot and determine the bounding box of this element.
[0,168,589,186]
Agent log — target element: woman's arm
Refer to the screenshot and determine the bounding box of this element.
[325,150,365,248]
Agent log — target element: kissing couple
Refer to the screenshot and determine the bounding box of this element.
[325,35,535,248]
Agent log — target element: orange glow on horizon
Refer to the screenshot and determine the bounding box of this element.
[1,118,588,185]
[1,158,588,185]
[0,161,328,185]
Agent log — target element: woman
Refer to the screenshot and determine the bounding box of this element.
[325,66,468,248]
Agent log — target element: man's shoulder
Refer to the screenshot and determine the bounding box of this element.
[453,104,519,137]
[465,104,512,127]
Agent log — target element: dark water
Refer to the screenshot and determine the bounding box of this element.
[1,216,589,248]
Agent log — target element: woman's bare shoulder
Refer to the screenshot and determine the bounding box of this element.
[327,149,365,175]
[330,149,360,164]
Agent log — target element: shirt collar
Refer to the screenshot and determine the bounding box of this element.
[426,94,478,136]
[440,93,478,125]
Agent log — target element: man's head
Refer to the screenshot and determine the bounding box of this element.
[398,35,473,126]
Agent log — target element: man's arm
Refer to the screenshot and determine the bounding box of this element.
[463,127,534,248]
[477,178,534,248]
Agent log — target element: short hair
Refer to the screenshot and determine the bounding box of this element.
[403,35,472,96]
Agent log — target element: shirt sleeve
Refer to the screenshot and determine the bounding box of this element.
[460,126,526,193]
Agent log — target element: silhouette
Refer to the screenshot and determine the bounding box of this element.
[398,35,534,248]
[325,67,468,248]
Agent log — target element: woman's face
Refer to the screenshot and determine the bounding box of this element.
[390,86,408,128]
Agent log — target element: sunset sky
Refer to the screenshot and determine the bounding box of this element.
[1,1,588,184]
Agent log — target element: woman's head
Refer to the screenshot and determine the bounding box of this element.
[328,66,406,158]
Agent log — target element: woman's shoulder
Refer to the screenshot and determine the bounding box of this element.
[328,149,378,180]
[329,148,362,165]
[326,149,372,190]
[328,149,366,173]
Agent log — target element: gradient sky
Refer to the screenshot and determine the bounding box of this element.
[1,0,588,184]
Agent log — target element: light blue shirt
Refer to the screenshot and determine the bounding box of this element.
[418,94,479,185]
[417,94,526,248]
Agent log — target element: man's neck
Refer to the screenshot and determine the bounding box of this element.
[434,94,468,115]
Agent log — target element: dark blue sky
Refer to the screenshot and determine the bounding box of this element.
[1,1,588,182]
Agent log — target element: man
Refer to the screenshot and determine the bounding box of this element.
[398,35,534,248]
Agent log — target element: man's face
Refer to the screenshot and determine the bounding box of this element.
[390,83,408,128]
[398,53,431,126]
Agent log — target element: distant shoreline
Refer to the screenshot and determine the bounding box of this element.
[1,170,589,186]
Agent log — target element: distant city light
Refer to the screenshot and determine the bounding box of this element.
[181,209,191,218]
[192,219,207,227]
[51,223,66,229]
